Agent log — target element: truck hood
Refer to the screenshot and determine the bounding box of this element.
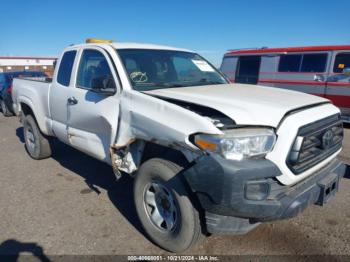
[144,83,329,128]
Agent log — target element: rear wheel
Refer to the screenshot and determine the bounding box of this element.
[1,99,13,117]
[134,158,204,252]
[23,114,52,159]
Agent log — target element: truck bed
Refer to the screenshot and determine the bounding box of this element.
[17,76,53,83]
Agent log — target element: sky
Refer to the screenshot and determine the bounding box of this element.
[1,0,349,66]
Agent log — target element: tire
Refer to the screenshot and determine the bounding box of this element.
[23,114,52,159]
[1,99,13,117]
[134,158,204,252]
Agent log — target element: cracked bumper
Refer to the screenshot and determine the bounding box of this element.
[183,154,346,234]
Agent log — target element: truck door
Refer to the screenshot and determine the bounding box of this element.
[49,50,77,144]
[326,52,350,121]
[235,56,261,84]
[67,47,120,162]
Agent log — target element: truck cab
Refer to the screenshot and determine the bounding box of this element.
[12,40,346,252]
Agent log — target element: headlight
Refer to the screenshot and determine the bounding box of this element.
[194,128,276,161]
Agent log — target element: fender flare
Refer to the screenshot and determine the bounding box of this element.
[17,96,50,135]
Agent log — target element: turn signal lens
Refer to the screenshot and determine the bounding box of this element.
[195,138,218,151]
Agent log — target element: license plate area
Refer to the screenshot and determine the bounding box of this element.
[316,173,339,206]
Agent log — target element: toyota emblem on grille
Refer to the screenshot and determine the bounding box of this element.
[322,130,334,149]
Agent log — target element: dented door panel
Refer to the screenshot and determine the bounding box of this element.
[67,88,120,163]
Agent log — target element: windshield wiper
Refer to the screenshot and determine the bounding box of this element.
[198,78,225,85]
[186,78,225,85]
[154,82,184,88]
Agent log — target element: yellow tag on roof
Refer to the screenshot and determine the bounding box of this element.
[86,38,113,44]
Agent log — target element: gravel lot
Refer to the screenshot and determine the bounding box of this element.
[0,114,349,257]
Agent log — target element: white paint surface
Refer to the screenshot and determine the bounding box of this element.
[12,42,342,186]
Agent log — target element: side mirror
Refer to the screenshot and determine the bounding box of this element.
[91,76,116,95]
[342,68,350,76]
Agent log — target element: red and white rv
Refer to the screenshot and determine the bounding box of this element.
[220,45,350,122]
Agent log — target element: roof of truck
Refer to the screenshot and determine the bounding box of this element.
[70,42,194,53]
[225,45,350,56]
[112,42,193,52]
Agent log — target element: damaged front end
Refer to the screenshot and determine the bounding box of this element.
[150,96,236,130]
[110,139,144,178]
[108,90,229,178]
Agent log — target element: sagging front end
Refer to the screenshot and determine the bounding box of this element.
[115,84,346,236]
[181,103,346,234]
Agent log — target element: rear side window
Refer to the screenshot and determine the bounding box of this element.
[237,56,261,76]
[278,54,302,72]
[279,53,328,73]
[235,56,261,85]
[57,51,77,86]
[301,54,328,72]
[333,53,350,73]
[220,57,236,73]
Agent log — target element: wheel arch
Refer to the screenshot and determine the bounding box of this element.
[141,141,191,167]
[111,139,200,176]
[136,141,205,214]
[19,100,48,135]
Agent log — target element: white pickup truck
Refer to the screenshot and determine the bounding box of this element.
[12,39,346,252]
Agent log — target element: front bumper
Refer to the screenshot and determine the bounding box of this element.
[183,154,346,234]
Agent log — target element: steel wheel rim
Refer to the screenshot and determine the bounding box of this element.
[25,125,36,154]
[143,181,178,232]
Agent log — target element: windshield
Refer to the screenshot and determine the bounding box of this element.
[117,49,228,91]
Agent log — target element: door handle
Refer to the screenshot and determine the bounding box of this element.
[67,97,78,105]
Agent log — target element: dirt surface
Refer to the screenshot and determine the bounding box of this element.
[0,115,349,256]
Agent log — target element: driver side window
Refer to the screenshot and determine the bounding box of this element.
[76,49,115,90]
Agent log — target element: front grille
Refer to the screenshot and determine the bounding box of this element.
[287,114,343,174]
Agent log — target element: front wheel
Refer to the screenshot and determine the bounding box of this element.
[134,158,204,252]
[23,114,52,159]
